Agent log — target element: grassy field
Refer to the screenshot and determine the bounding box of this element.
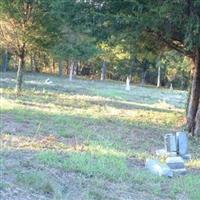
[0,72,200,200]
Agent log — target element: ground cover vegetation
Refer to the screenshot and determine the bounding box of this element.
[0,0,200,199]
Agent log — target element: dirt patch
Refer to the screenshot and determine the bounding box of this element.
[127,156,145,169]
[0,114,35,136]
[0,186,49,200]
[120,127,165,152]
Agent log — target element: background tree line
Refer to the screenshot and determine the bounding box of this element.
[0,0,199,136]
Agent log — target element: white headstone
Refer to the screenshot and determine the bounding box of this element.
[170,83,173,91]
[125,76,130,91]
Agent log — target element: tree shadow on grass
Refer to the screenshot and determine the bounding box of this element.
[1,72,186,110]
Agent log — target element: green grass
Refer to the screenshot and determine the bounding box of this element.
[16,171,63,199]
[0,72,200,200]
[38,150,128,181]
[171,175,200,200]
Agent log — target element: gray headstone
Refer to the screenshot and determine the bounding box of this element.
[176,132,188,156]
[164,134,177,152]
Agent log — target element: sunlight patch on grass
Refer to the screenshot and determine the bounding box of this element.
[186,159,200,169]
[1,96,184,129]
[0,134,68,151]
[0,134,128,158]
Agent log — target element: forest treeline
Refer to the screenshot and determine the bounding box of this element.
[0,47,191,89]
[0,0,199,136]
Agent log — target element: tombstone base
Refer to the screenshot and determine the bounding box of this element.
[156,149,177,157]
[172,168,187,176]
[181,154,191,160]
[166,156,186,175]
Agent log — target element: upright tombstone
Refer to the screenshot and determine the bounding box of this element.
[170,83,173,91]
[125,76,130,91]
[164,134,177,153]
[176,132,188,157]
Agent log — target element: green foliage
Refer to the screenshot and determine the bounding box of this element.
[0,0,61,53]
[158,51,191,87]
[52,31,98,61]
[81,0,199,77]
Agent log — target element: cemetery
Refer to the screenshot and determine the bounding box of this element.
[0,1,200,199]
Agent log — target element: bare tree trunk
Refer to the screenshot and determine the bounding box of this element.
[13,55,18,70]
[58,60,63,77]
[16,48,25,94]
[187,48,200,136]
[195,100,200,136]
[2,49,8,72]
[51,59,55,74]
[30,54,33,71]
[141,71,147,86]
[76,61,80,75]
[157,65,161,88]
[69,60,74,81]
[101,61,106,81]
[73,61,78,78]
[31,53,37,72]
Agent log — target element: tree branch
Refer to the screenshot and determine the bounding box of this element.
[146,28,193,58]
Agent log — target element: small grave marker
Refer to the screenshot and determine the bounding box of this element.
[125,76,130,91]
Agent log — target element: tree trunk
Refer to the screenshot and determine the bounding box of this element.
[76,61,80,75]
[30,54,33,71]
[187,48,200,136]
[69,61,74,81]
[13,55,18,70]
[2,49,8,72]
[101,61,106,81]
[16,48,25,94]
[51,59,55,74]
[157,65,161,88]
[141,71,147,86]
[195,100,200,136]
[73,61,78,77]
[58,60,63,77]
[31,53,37,72]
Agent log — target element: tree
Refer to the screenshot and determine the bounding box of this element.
[51,24,98,80]
[0,0,60,94]
[81,0,200,136]
[2,49,9,72]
